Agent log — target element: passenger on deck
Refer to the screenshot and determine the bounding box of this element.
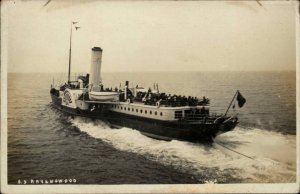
[202,96,207,104]
[201,107,206,115]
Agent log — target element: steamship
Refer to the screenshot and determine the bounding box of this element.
[50,45,245,142]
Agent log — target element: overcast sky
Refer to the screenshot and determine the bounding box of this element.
[5,0,297,73]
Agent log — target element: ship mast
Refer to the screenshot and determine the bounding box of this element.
[68,21,79,83]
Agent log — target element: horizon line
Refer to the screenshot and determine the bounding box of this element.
[6,70,297,73]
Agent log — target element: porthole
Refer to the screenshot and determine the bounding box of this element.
[124,107,126,110]
[136,109,138,112]
[150,111,152,115]
[155,111,157,115]
[160,112,163,116]
[121,107,123,110]
[140,109,143,113]
[132,108,134,112]
[145,110,147,114]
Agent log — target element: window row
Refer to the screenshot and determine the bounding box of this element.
[110,105,163,116]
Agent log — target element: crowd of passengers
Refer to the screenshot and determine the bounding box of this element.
[123,88,210,107]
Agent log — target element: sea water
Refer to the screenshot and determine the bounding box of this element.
[7,71,296,184]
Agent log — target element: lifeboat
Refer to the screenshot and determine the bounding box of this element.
[89,85,119,101]
[89,91,119,101]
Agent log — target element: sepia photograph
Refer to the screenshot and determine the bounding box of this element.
[1,0,299,193]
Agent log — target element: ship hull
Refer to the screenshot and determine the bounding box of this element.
[50,95,237,142]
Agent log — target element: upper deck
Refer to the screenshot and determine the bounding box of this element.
[53,77,212,122]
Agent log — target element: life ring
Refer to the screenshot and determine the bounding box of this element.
[213,116,224,124]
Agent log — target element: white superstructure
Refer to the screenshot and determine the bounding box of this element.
[52,46,211,122]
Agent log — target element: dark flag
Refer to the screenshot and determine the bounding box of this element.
[237,91,246,108]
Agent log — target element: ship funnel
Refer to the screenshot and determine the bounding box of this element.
[90,47,103,89]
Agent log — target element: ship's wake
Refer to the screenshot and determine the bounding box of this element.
[70,116,296,183]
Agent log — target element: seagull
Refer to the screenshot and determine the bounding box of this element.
[75,27,80,30]
[256,0,262,6]
[43,0,51,7]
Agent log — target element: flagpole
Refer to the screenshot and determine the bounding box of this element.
[224,90,238,116]
[68,22,73,84]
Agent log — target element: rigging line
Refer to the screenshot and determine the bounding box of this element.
[214,141,255,160]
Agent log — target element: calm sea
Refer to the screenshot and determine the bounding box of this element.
[7,71,296,184]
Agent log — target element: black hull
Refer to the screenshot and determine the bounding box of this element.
[50,95,237,142]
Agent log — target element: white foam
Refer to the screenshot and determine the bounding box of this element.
[71,117,296,183]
